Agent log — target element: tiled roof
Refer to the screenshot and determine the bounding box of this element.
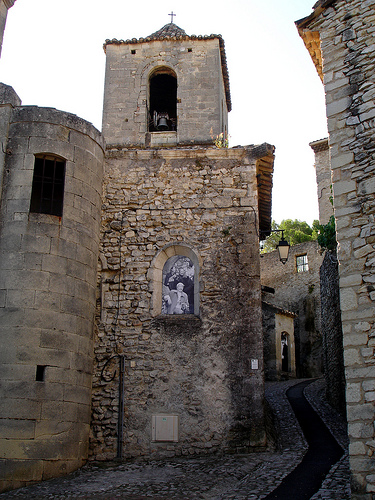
[262,301,297,318]
[309,138,329,153]
[147,23,187,39]
[251,143,275,235]
[104,23,232,112]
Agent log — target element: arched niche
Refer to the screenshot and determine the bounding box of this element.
[148,66,177,132]
[148,243,201,317]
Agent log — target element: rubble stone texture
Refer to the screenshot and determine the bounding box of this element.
[297,0,375,495]
[90,145,271,461]
[319,251,346,417]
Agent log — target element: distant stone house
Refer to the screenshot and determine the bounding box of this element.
[0,10,275,492]
[261,241,323,378]
[296,1,375,496]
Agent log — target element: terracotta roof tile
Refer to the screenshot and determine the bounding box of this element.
[147,23,187,39]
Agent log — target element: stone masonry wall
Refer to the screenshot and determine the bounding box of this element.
[0,104,104,492]
[310,138,334,225]
[260,241,323,377]
[90,146,269,461]
[320,251,346,417]
[303,1,375,495]
[102,37,228,147]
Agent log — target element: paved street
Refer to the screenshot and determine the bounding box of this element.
[0,379,350,500]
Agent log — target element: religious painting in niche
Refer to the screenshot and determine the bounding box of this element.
[162,256,194,314]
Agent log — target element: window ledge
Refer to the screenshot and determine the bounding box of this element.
[28,212,62,223]
[149,131,177,147]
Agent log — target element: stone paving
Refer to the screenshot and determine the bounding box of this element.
[0,379,350,500]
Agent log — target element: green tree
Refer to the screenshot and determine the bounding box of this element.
[261,219,319,253]
[317,215,337,252]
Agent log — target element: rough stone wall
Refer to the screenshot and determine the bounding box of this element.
[299,0,375,495]
[102,37,228,147]
[320,251,346,417]
[310,138,334,225]
[0,102,105,492]
[90,145,269,461]
[260,241,323,377]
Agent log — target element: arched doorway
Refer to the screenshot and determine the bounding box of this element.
[281,332,290,372]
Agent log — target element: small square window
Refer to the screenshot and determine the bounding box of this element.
[30,155,65,217]
[296,254,309,273]
[187,48,192,53]
[131,49,136,54]
[36,365,46,382]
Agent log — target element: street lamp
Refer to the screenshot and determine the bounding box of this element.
[276,231,290,264]
[261,229,290,264]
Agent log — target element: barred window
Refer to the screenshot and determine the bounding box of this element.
[30,155,65,217]
[296,254,309,273]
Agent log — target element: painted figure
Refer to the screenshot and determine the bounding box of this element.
[164,282,189,314]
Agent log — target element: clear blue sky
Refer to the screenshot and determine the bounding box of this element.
[1,0,328,226]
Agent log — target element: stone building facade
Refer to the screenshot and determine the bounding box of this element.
[0,17,275,491]
[0,84,105,491]
[90,23,274,462]
[91,144,273,460]
[297,1,375,496]
[310,137,334,225]
[310,137,345,416]
[260,241,324,377]
[320,251,346,417]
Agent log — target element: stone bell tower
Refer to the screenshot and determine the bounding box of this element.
[102,22,230,147]
[92,21,274,462]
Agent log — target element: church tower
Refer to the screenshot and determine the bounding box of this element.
[92,22,275,461]
[102,22,230,147]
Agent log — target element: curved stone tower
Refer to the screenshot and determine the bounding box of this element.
[0,84,105,491]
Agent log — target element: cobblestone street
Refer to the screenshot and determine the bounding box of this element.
[0,380,350,500]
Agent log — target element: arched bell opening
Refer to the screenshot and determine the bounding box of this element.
[148,67,177,132]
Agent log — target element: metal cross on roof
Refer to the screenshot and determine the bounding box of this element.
[168,11,176,23]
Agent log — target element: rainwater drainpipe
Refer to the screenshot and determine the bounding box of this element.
[117,355,126,459]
